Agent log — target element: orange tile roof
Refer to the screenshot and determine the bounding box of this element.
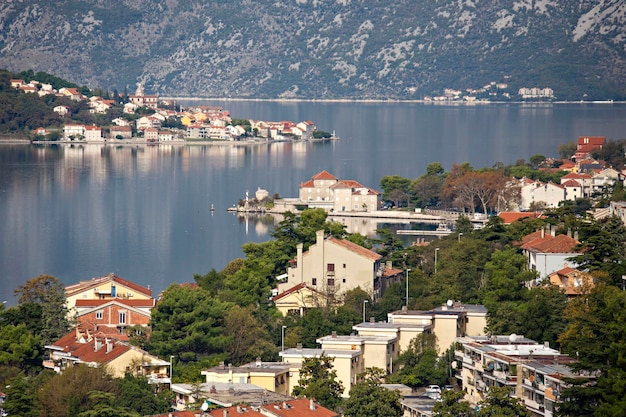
[498,212,544,224]
[328,238,382,261]
[577,136,605,146]
[311,170,337,180]
[522,233,579,253]
[562,179,582,187]
[300,179,315,187]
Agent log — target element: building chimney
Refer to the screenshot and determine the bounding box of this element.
[236,405,242,413]
[386,260,392,269]
[296,343,303,351]
[106,338,113,353]
[94,337,102,351]
[541,228,545,239]
[256,357,262,367]
[316,230,325,247]
[370,317,375,323]
[310,398,316,411]
[223,410,228,417]
[331,331,337,338]
[283,402,288,409]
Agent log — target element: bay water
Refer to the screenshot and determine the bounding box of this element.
[1,102,625,304]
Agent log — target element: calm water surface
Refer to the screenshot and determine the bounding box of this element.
[1,102,625,304]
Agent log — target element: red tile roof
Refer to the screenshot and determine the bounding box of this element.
[328,238,382,261]
[497,211,544,224]
[300,180,315,187]
[311,170,337,180]
[577,136,605,147]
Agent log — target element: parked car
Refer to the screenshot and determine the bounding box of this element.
[426,384,442,394]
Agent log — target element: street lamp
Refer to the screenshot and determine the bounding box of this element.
[435,248,440,274]
[405,269,411,308]
[170,355,174,383]
[363,299,368,323]
[281,325,287,353]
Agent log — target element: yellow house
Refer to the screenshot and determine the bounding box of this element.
[278,230,383,302]
[387,303,487,355]
[201,360,292,396]
[279,345,364,398]
[65,273,153,318]
[317,331,399,375]
[272,283,326,316]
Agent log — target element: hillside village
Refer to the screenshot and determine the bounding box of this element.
[11,79,324,143]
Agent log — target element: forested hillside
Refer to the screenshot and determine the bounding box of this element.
[0,0,625,100]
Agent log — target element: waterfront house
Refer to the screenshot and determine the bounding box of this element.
[84,125,102,141]
[520,180,566,210]
[110,125,132,139]
[63,124,85,140]
[560,172,592,197]
[298,170,381,212]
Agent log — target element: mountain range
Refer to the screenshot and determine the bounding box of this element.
[1,0,625,100]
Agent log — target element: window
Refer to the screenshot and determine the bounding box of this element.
[312,278,317,285]
[342,278,346,283]
[96,310,103,320]
[343,263,346,268]
[119,311,127,324]
[327,263,335,272]
[327,278,335,286]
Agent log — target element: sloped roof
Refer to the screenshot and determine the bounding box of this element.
[300,179,315,187]
[65,274,152,297]
[520,233,579,254]
[273,282,314,301]
[577,136,605,146]
[561,172,592,180]
[327,238,382,261]
[562,179,582,187]
[311,170,338,180]
[498,211,544,224]
[330,179,364,189]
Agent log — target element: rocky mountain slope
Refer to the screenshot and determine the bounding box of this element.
[1,0,625,100]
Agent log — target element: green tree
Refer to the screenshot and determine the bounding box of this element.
[148,284,232,363]
[380,175,412,207]
[77,391,139,417]
[558,284,626,416]
[478,386,530,416]
[0,323,42,372]
[433,389,474,417]
[14,274,70,345]
[223,305,276,364]
[344,368,402,417]
[292,353,344,410]
[3,375,40,417]
[529,154,546,168]
[569,216,626,286]
[389,333,448,388]
[117,374,171,415]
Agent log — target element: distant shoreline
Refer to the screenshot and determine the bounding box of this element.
[164,97,625,105]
